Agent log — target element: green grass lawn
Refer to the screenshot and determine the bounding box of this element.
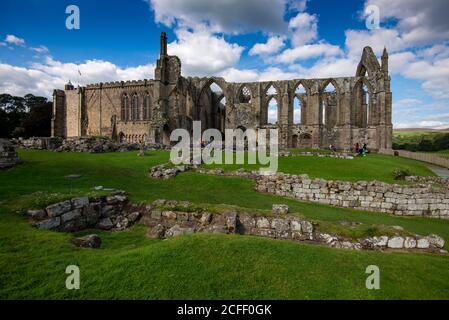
[203,151,434,184]
[1,149,449,299]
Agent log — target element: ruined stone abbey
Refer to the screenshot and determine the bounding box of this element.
[52,32,392,151]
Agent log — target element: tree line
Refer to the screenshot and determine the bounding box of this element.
[0,93,52,138]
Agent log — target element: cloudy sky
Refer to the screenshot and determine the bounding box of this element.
[1,0,449,128]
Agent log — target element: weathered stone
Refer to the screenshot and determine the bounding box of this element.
[46,201,71,217]
[165,225,195,238]
[427,234,445,249]
[71,234,101,248]
[71,197,89,208]
[127,212,140,223]
[403,237,417,249]
[225,213,237,233]
[147,224,166,239]
[199,213,212,225]
[162,211,177,220]
[61,208,82,223]
[98,217,113,230]
[300,220,313,234]
[115,217,129,229]
[290,219,302,232]
[271,218,290,238]
[27,209,47,220]
[417,238,430,249]
[101,205,116,217]
[256,217,270,229]
[317,233,338,245]
[272,204,289,215]
[388,237,404,249]
[35,217,61,230]
[84,202,101,225]
[176,212,189,222]
[0,139,21,169]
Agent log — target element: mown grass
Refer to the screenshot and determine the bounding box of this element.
[1,149,449,299]
[203,151,434,184]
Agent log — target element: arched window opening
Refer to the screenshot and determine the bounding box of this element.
[362,83,369,127]
[295,85,306,94]
[210,82,222,93]
[132,94,139,121]
[268,97,278,125]
[322,83,336,127]
[294,97,301,125]
[239,86,252,103]
[266,84,277,95]
[143,94,152,120]
[121,94,129,121]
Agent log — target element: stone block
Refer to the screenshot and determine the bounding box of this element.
[46,201,71,217]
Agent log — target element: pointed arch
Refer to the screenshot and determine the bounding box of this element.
[292,80,311,96]
[238,84,252,103]
[356,46,382,77]
[352,77,374,128]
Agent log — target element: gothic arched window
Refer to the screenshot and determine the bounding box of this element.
[132,94,139,121]
[143,94,152,120]
[121,94,129,121]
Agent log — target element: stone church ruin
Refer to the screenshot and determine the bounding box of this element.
[52,32,392,151]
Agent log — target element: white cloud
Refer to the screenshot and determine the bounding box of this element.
[276,43,343,64]
[345,29,406,57]
[149,0,287,34]
[4,34,25,46]
[218,68,259,83]
[0,57,155,97]
[364,0,449,47]
[168,27,244,76]
[288,12,318,46]
[287,0,308,13]
[249,36,285,56]
[30,45,49,53]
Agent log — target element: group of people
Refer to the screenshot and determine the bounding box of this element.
[354,142,369,156]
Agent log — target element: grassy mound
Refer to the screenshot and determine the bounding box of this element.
[1,149,449,299]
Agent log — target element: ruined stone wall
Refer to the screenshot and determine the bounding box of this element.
[255,173,449,219]
[53,33,392,151]
[65,89,81,137]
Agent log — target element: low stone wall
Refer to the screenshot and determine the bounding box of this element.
[28,192,140,232]
[149,163,193,179]
[141,200,445,253]
[13,137,169,153]
[279,151,354,160]
[27,196,446,253]
[0,139,21,169]
[13,137,64,150]
[255,173,449,219]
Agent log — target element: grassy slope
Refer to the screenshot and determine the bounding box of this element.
[204,152,434,183]
[1,150,449,299]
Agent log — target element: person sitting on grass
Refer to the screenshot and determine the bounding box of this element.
[362,143,368,157]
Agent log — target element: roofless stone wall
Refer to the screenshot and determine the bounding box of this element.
[255,173,449,219]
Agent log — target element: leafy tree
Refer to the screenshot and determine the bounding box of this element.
[0,93,52,138]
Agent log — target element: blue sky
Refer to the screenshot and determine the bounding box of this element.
[1,0,449,128]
